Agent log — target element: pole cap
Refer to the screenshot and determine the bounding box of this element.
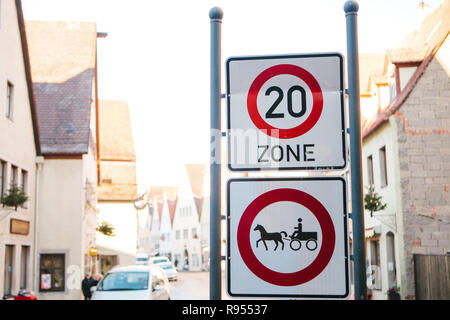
[344,1,359,13]
[209,7,224,20]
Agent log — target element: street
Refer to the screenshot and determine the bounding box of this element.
[169,271,279,300]
[170,271,234,300]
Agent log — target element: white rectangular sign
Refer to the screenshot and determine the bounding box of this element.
[226,53,346,171]
[227,177,350,298]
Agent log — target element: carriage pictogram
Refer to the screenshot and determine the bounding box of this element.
[253,218,318,252]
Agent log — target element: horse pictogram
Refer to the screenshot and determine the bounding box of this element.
[253,224,288,251]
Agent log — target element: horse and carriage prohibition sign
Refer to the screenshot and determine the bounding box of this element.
[227,178,350,298]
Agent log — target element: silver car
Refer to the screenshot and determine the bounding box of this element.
[91,265,170,300]
[159,262,178,281]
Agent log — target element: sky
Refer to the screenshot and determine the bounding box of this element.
[21,0,443,192]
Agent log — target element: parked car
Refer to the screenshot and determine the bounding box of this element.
[91,265,170,300]
[136,252,149,265]
[159,262,178,281]
[149,256,170,265]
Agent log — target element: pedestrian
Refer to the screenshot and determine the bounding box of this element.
[81,272,94,300]
[92,273,102,286]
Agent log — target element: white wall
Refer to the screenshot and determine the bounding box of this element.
[96,201,137,267]
[399,67,417,91]
[159,197,172,259]
[362,120,403,299]
[0,0,37,297]
[36,159,84,300]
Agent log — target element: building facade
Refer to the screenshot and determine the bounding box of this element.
[0,0,40,298]
[96,100,138,274]
[361,1,450,299]
[26,20,100,299]
[171,166,203,271]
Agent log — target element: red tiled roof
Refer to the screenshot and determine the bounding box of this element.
[167,199,178,227]
[387,0,450,64]
[99,100,136,161]
[25,21,97,155]
[362,1,450,139]
[185,164,207,220]
[362,47,437,139]
[155,201,162,223]
[359,54,387,95]
[97,161,137,201]
[97,100,137,201]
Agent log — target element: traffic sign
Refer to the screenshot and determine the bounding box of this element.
[227,177,349,298]
[226,53,346,171]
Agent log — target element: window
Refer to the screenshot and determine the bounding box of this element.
[367,155,374,185]
[4,245,15,296]
[20,170,28,192]
[20,170,28,208]
[175,230,180,240]
[20,246,30,290]
[98,271,149,291]
[10,165,18,186]
[369,240,382,290]
[192,228,198,239]
[6,81,13,120]
[0,160,6,197]
[183,229,188,239]
[379,146,388,187]
[39,254,65,292]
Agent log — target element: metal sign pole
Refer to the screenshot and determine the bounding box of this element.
[344,1,367,300]
[209,6,223,300]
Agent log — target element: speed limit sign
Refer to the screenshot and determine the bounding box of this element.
[226,53,346,171]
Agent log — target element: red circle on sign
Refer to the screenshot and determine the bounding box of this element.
[237,188,335,286]
[247,64,323,139]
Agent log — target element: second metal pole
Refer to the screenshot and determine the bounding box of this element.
[209,6,223,300]
[344,0,367,300]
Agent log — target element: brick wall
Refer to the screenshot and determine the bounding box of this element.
[393,52,450,299]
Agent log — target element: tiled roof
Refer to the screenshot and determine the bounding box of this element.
[25,21,97,155]
[149,186,179,201]
[97,100,137,201]
[167,199,178,227]
[185,164,207,198]
[387,0,450,64]
[148,186,179,224]
[157,201,163,223]
[97,161,137,201]
[185,164,208,219]
[362,1,450,139]
[359,54,387,95]
[99,100,136,161]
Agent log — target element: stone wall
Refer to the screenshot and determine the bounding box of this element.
[392,47,450,298]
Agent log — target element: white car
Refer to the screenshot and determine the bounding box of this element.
[136,253,149,266]
[149,256,170,265]
[91,265,170,300]
[159,262,178,281]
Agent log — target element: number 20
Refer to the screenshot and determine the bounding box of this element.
[265,85,307,119]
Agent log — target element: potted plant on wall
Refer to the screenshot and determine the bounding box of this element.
[96,221,116,237]
[364,185,387,217]
[387,285,401,300]
[0,184,28,211]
